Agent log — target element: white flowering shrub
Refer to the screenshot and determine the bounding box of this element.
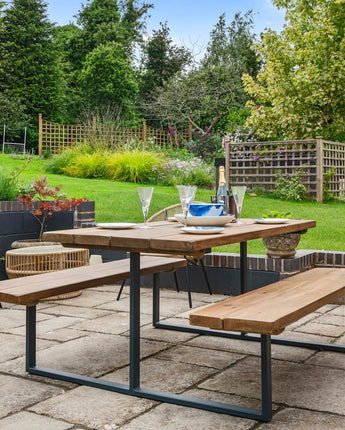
[151,158,215,187]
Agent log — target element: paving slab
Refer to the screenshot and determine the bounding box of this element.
[200,356,345,415]
[156,344,244,369]
[96,293,205,317]
[185,335,316,362]
[294,321,345,337]
[48,289,117,308]
[0,308,52,331]
[39,304,113,320]
[0,374,63,419]
[29,385,157,430]
[1,333,169,378]
[0,411,73,430]
[7,315,86,338]
[0,333,56,362]
[72,311,152,335]
[105,357,218,393]
[256,408,345,429]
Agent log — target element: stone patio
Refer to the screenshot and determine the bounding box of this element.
[0,282,344,430]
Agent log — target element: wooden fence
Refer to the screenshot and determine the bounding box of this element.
[224,137,345,202]
[38,114,191,156]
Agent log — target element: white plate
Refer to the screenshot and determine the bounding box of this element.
[174,214,234,226]
[96,223,137,229]
[179,226,225,234]
[254,218,290,224]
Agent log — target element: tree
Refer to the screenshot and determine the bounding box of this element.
[77,0,152,59]
[79,41,138,114]
[0,0,63,124]
[53,24,85,122]
[139,22,191,101]
[143,12,260,140]
[243,0,345,141]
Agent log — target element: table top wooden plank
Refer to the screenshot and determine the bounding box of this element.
[43,219,316,255]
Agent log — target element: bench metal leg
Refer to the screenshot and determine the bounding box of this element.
[26,306,36,371]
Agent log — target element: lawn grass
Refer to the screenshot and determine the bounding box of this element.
[2,154,345,255]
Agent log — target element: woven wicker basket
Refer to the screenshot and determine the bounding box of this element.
[6,245,89,300]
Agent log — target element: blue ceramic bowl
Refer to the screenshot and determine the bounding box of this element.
[188,204,224,217]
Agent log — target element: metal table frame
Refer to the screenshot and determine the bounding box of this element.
[25,242,345,423]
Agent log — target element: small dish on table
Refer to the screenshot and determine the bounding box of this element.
[254,218,290,224]
[179,226,225,234]
[96,223,137,229]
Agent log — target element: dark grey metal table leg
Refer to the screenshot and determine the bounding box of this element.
[261,335,272,421]
[130,252,141,390]
[26,305,36,371]
[240,241,248,294]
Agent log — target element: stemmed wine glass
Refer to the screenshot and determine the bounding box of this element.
[231,186,246,224]
[176,185,197,227]
[137,187,154,229]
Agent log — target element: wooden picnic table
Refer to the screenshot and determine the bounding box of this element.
[42,218,317,422]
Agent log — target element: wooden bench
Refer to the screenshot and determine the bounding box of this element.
[189,267,345,421]
[0,255,186,305]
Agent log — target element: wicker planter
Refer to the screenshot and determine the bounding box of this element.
[262,233,301,259]
[6,245,89,300]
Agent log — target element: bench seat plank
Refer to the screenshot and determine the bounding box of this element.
[0,256,186,305]
[190,268,345,335]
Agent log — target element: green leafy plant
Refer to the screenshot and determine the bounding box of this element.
[262,210,292,219]
[323,168,336,202]
[273,171,307,202]
[0,159,32,200]
[0,168,19,200]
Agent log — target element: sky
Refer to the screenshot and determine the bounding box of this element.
[46,0,286,49]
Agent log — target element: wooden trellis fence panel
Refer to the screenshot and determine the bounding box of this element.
[224,137,345,202]
[38,114,191,155]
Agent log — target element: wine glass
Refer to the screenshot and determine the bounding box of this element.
[176,185,197,227]
[231,186,246,224]
[137,187,154,228]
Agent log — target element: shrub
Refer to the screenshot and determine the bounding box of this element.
[273,171,307,201]
[63,152,109,178]
[45,143,95,174]
[185,135,223,163]
[106,150,165,183]
[155,158,215,187]
[0,168,19,200]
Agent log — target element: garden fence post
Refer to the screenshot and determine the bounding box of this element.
[188,122,192,142]
[92,116,97,141]
[226,139,230,187]
[316,136,324,203]
[38,113,43,157]
[142,120,147,142]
